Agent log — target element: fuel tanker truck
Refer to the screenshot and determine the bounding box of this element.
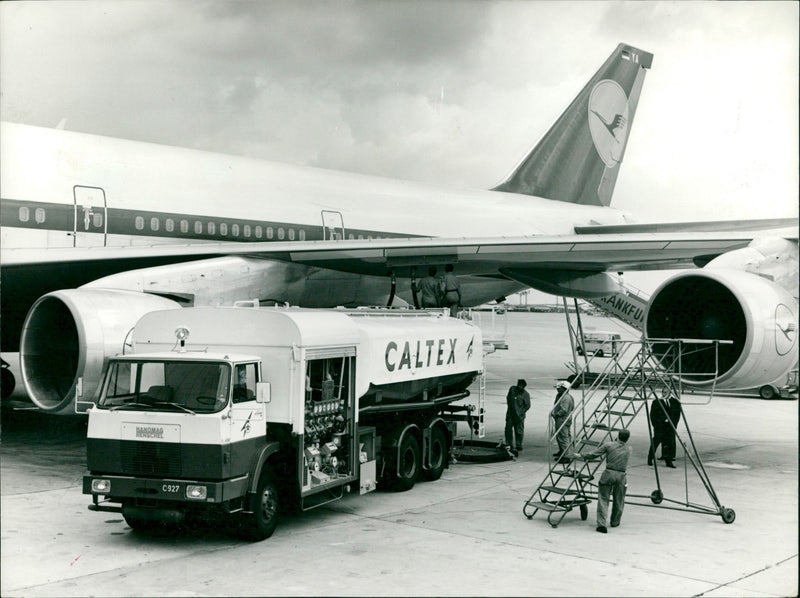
[83,306,483,540]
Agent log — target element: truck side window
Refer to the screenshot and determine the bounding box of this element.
[233,363,257,403]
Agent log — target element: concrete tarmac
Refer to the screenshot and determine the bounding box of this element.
[1,312,797,597]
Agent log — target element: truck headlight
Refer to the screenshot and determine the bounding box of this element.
[186,485,207,500]
[91,479,111,493]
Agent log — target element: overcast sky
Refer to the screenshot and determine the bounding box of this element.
[1,0,797,224]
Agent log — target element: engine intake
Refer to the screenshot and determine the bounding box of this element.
[645,269,798,389]
[20,290,180,414]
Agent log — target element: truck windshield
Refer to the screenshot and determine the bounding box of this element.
[98,360,231,414]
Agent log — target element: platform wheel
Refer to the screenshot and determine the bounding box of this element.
[650,490,663,504]
[579,504,588,520]
[721,507,736,524]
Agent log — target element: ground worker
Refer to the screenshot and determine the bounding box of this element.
[415,266,442,308]
[550,380,575,462]
[504,378,531,454]
[577,429,633,533]
[441,263,461,317]
[648,387,679,468]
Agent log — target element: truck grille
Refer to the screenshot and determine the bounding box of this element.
[120,441,181,477]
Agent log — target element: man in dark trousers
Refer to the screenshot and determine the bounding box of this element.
[663,388,682,466]
[577,429,633,533]
[648,387,678,468]
[504,379,531,454]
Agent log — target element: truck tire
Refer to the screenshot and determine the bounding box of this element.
[758,385,776,400]
[239,468,279,541]
[390,434,420,492]
[123,512,152,531]
[421,426,447,482]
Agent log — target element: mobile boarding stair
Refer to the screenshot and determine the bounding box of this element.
[523,337,736,527]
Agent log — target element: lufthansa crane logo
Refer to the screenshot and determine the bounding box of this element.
[588,80,630,168]
[775,304,797,356]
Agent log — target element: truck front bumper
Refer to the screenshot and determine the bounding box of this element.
[83,474,250,512]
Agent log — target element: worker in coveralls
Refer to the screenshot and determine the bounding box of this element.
[441,264,462,317]
[504,379,531,454]
[415,266,442,308]
[578,429,633,533]
[551,381,575,462]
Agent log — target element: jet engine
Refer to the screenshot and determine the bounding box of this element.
[644,269,798,390]
[20,289,180,415]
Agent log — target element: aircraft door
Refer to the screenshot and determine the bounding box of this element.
[321,210,345,240]
[73,186,108,247]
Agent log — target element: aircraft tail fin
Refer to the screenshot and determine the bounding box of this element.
[492,43,653,207]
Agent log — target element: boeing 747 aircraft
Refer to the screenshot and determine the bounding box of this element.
[1,43,797,414]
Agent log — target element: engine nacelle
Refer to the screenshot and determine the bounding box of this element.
[20,290,180,414]
[645,269,798,389]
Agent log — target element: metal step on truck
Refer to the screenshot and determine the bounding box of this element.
[83,305,484,540]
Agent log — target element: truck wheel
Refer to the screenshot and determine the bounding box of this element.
[421,426,447,482]
[576,346,583,356]
[239,468,279,541]
[758,385,776,400]
[596,349,604,358]
[123,512,152,531]
[391,434,420,492]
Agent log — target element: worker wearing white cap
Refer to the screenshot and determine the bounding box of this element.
[550,380,575,462]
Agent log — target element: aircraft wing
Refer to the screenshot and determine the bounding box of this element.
[574,217,799,236]
[0,230,768,277]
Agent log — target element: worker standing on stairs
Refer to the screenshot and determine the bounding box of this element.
[551,381,575,463]
[577,429,633,534]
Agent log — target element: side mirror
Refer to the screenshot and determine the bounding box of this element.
[256,382,271,404]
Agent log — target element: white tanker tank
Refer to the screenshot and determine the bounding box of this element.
[130,306,483,413]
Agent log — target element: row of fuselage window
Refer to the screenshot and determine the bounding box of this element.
[16,206,383,241]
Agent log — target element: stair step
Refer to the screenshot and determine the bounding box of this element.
[526,501,567,512]
[526,499,591,512]
[591,424,626,432]
[580,439,602,446]
[540,486,582,495]
[596,410,632,417]
[552,469,593,481]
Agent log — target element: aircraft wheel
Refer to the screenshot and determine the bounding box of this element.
[721,507,736,524]
[758,385,776,400]
[1,366,15,400]
[650,490,663,504]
